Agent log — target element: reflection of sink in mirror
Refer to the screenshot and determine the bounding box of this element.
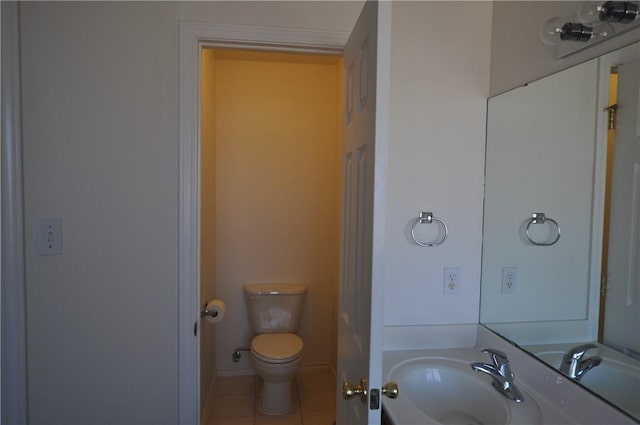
[384,354,543,425]
[525,342,640,419]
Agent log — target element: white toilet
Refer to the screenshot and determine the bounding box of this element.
[243,283,307,415]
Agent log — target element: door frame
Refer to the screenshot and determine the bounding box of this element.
[1,2,29,423]
[178,21,350,425]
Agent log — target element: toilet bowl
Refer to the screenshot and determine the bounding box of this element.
[243,283,307,415]
[251,333,304,415]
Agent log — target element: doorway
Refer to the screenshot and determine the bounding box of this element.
[598,45,640,354]
[199,47,344,424]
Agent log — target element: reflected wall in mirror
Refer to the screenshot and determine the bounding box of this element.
[481,41,640,421]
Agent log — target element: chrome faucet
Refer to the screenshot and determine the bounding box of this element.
[471,348,524,402]
[560,343,602,381]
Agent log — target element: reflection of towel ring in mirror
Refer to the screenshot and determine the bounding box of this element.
[525,212,561,246]
[410,212,449,247]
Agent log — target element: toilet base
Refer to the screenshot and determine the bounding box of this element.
[258,380,293,415]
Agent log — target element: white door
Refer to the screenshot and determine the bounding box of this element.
[604,51,640,354]
[337,1,390,424]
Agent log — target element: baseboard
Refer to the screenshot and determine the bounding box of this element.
[217,361,335,378]
[299,362,334,374]
[217,368,256,377]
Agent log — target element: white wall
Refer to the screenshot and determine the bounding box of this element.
[18,2,362,423]
[383,2,492,326]
[490,1,640,95]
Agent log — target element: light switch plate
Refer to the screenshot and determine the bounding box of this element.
[37,217,63,256]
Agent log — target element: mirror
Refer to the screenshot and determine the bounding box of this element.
[481,41,640,421]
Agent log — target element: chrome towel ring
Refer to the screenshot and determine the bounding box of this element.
[410,212,449,247]
[525,212,561,246]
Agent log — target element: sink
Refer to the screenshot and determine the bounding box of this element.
[384,356,543,425]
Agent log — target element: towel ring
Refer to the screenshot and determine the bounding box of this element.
[525,212,561,246]
[410,212,449,247]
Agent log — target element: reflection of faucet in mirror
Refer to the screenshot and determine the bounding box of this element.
[560,343,603,381]
[471,348,524,402]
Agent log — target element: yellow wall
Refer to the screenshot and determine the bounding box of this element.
[200,48,217,415]
[210,51,342,372]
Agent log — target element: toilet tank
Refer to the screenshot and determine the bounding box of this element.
[244,283,307,334]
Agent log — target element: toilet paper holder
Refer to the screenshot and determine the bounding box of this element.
[200,302,218,318]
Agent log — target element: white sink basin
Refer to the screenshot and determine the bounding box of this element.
[384,355,543,425]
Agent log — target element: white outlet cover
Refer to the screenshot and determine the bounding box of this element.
[501,266,518,294]
[443,268,460,295]
[37,217,63,256]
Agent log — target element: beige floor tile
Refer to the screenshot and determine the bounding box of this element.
[295,369,336,391]
[255,391,300,415]
[215,375,257,395]
[298,389,336,417]
[209,416,254,425]
[211,393,255,418]
[255,412,303,425]
[301,414,335,425]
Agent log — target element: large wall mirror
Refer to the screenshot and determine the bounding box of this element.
[481,41,640,420]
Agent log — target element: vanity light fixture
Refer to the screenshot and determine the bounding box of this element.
[540,1,638,46]
[578,1,639,24]
[540,17,615,45]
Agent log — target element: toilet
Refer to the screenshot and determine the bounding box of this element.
[243,283,307,415]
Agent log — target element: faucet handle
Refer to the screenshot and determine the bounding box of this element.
[567,343,598,359]
[480,348,514,380]
[480,348,509,367]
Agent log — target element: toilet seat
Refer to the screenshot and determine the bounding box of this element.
[251,333,303,364]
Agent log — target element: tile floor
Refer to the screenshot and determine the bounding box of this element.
[204,367,337,425]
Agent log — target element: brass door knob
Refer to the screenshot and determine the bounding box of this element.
[382,381,399,399]
[342,378,368,402]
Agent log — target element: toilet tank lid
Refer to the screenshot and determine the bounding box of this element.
[244,283,307,295]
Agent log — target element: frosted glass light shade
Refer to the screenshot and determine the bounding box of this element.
[540,17,567,45]
[578,1,604,24]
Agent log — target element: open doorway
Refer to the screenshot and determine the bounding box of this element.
[598,44,640,355]
[199,47,344,424]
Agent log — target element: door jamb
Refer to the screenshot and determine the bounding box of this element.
[1,2,29,424]
[178,21,349,425]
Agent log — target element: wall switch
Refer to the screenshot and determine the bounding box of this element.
[37,217,63,256]
[501,267,518,294]
[443,268,460,295]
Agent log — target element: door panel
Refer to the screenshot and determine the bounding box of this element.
[337,1,390,424]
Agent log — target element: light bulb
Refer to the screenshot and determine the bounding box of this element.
[578,1,604,23]
[540,17,567,46]
[592,21,616,38]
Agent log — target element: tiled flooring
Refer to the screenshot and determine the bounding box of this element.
[204,367,337,425]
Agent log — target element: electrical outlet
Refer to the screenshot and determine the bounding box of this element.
[443,268,460,295]
[37,217,63,256]
[501,267,518,294]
